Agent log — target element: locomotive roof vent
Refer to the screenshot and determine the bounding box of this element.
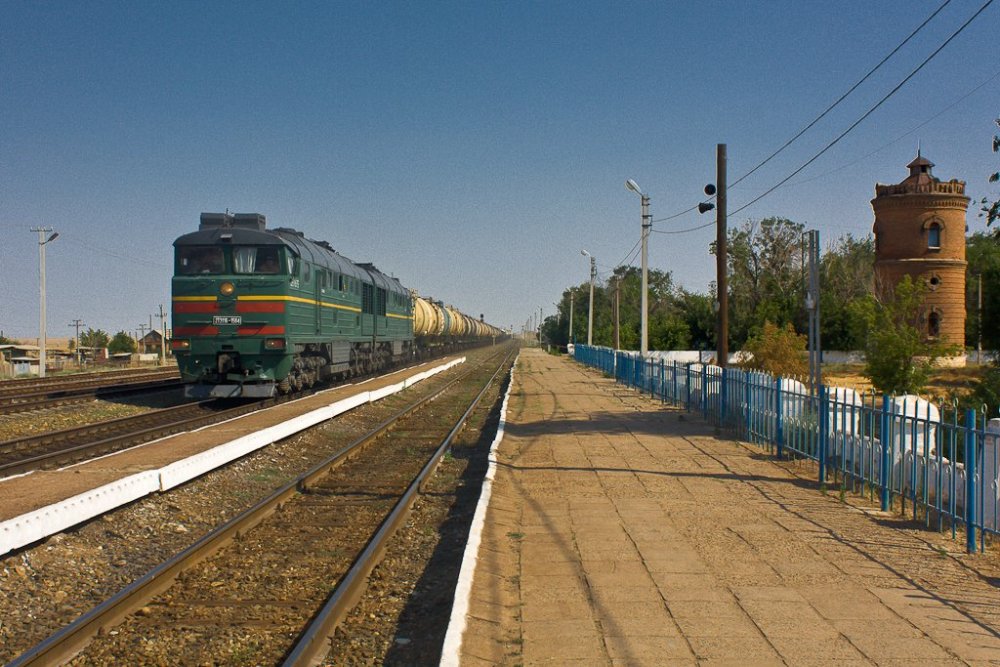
[199,212,267,231]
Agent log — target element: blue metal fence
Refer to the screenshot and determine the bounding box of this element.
[573,344,1000,554]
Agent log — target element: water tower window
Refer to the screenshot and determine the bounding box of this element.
[928,311,941,338]
[927,223,941,249]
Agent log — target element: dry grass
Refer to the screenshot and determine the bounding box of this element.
[822,362,987,404]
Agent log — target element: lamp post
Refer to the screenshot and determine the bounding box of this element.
[581,250,595,346]
[569,290,574,344]
[31,228,59,378]
[626,179,651,355]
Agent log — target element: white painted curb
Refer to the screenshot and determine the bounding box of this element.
[0,357,465,556]
[440,353,518,666]
[0,471,160,556]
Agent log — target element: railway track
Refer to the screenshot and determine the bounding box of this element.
[0,399,259,478]
[0,369,182,415]
[8,346,514,666]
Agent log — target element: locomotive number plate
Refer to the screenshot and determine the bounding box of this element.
[213,316,242,325]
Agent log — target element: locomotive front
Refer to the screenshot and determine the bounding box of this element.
[172,213,294,398]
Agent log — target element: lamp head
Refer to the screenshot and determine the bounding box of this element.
[625,179,642,195]
[580,249,590,257]
[698,202,715,214]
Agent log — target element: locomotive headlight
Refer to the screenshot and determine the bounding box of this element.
[264,338,286,350]
[220,282,235,296]
[171,339,190,350]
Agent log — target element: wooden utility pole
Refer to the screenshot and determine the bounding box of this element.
[716,144,728,367]
[68,319,85,366]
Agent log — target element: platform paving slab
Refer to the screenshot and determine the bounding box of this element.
[455,348,1000,666]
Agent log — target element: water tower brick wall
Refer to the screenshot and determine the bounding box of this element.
[871,162,969,351]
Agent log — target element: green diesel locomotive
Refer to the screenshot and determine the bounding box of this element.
[171,212,500,398]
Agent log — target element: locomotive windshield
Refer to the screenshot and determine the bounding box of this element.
[177,247,225,275]
[234,246,283,274]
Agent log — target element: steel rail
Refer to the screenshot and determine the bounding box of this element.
[0,379,185,415]
[0,400,233,478]
[283,348,514,666]
[7,347,512,667]
[0,369,179,399]
[0,348,493,477]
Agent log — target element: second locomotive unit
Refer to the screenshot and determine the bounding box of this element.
[171,212,501,398]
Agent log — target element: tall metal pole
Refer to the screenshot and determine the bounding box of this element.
[613,277,621,350]
[716,144,728,367]
[569,291,574,344]
[157,304,168,366]
[805,230,822,391]
[31,227,56,378]
[588,255,596,346]
[640,194,650,356]
[978,274,983,365]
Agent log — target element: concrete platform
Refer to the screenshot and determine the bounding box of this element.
[446,349,1000,666]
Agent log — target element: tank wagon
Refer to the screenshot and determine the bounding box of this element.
[172,212,503,398]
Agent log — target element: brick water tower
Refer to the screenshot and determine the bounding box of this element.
[871,153,969,360]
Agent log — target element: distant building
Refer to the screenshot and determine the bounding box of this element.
[140,329,166,355]
[0,344,41,376]
[871,153,969,361]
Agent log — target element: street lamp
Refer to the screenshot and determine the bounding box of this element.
[568,290,575,345]
[580,250,596,346]
[625,179,651,355]
[31,228,59,378]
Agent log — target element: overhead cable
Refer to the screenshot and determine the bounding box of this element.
[730,0,996,218]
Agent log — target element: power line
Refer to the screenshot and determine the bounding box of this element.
[61,233,170,269]
[728,0,954,190]
[784,67,1000,189]
[730,0,995,218]
[651,220,716,236]
[654,0,958,223]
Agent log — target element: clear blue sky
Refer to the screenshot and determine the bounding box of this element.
[2,1,997,340]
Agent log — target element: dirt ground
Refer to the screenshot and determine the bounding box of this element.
[823,362,987,403]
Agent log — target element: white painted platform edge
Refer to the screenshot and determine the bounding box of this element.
[440,353,517,667]
[0,471,160,556]
[0,357,466,556]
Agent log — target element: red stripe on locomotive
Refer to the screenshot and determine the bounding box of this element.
[236,301,285,313]
[174,325,220,335]
[173,302,220,313]
[237,325,286,335]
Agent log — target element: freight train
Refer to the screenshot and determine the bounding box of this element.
[171,212,504,398]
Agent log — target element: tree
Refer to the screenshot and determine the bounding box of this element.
[819,234,875,350]
[79,328,110,349]
[0,332,14,345]
[108,330,137,354]
[851,276,957,395]
[965,232,1000,351]
[549,265,690,351]
[737,321,807,377]
[980,117,999,230]
[722,217,807,348]
[678,289,715,351]
[963,361,1000,419]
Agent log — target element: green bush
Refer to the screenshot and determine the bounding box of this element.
[737,321,807,377]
